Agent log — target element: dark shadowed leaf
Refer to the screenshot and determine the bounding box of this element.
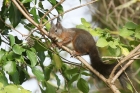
[45,82,56,93]
[30,7,39,23]
[66,68,79,75]
[68,74,79,87]
[77,78,89,93]
[54,74,60,89]
[9,70,20,84]
[9,3,21,27]
[48,0,56,5]
[22,0,32,3]
[0,72,8,86]
[0,49,5,62]
[45,64,54,81]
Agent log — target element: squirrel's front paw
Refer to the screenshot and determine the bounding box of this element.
[57,42,63,48]
[71,51,81,57]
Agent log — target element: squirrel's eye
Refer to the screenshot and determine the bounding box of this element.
[55,30,57,32]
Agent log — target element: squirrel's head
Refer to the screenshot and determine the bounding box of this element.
[49,21,64,38]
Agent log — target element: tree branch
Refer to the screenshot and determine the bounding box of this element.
[111,51,140,83]
[109,44,140,79]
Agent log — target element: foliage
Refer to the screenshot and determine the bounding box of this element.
[77,18,140,57]
[0,0,140,93]
[0,82,30,93]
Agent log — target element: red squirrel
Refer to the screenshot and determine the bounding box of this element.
[49,21,128,87]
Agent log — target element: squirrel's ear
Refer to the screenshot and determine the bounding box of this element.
[56,21,63,29]
[51,21,55,27]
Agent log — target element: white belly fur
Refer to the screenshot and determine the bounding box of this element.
[66,42,74,50]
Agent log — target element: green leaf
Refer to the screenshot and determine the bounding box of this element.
[120,46,129,56]
[81,72,91,76]
[3,61,16,74]
[45,64,54,81]
[37,52,45,65]
[0,49,5,62]
[135,26,140,39]
[76,24,88,31]
[30,7,39,23]
[21,89,31,93]
[96,38,108,47]
[29,47,36,53]
[4,85,20,93]
[66,68,79,75]
[89,28,100,36]
[0,72,8,86]
[10,70,20,84]
[55,3,63,14]
[77,78,89,93]
[7,51,15,60]
[119,27,134,38]
[108,47,121,56]
[127,83,133,93]
[0,82,3,88]
[15,55,25,63]
[48,0,63,14]
[9,34,15,46]
[81,18,91,28]
[54,74,60,89]
[108,40,119,49]
[15,36,22,44]
[26,50,37,67]
[125,22,137,29]
[45,22,51,31]
[32,38,47,51]
[32,66,44,81]
[45,82,56,93]
[3,85,31,93]
[0,84,30,93]
[9,3,21,27]
[52,53,63,70]
[48,0,56,5]
[38,2,43,9]
[68,74,79,87]
[13,44,25,55]
[22,0,32,3]
[38,10,44,18]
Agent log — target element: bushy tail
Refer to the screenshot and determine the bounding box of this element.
[89,47,129,87]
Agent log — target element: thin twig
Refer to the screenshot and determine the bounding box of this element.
[110,44,140,79]
[17,0,32,18]
[43,0,98,26]
[40,0,65,25]
[0,17,27,37]
[111,51,140,83]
